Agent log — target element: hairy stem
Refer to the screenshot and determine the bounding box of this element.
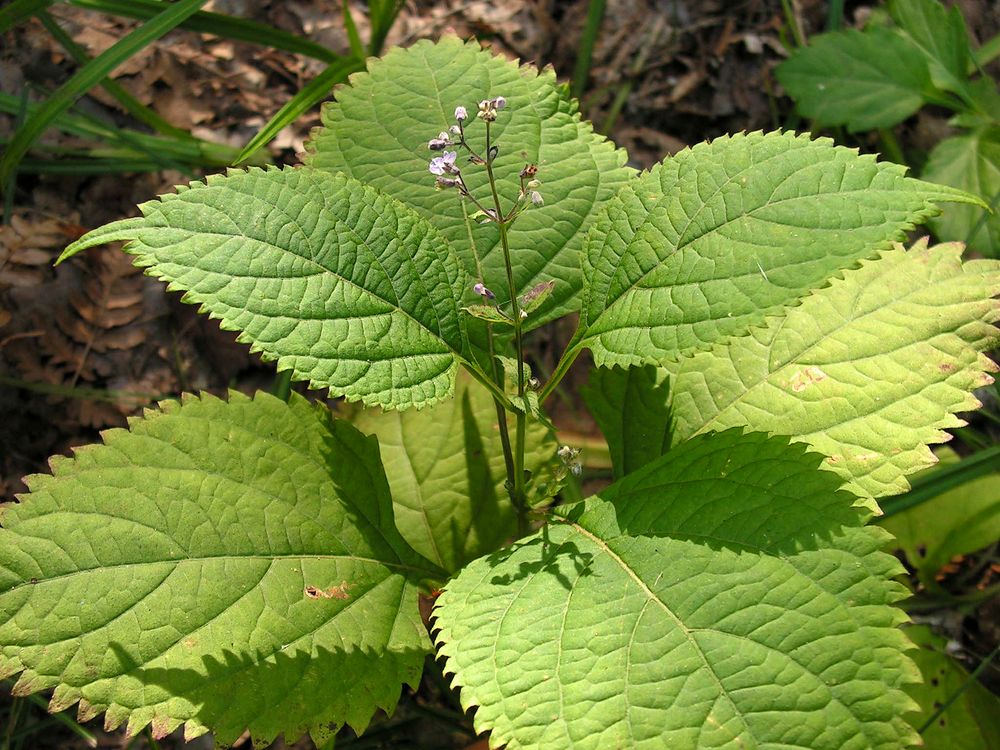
[485,120,529,535]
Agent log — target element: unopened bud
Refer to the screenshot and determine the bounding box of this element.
[530,191,544,206]
[473,282,495,299]
[454,105,468,121]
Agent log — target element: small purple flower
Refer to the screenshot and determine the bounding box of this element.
[530,190,543,206]
[493,96,506,110]
[428,131,451,150]
[454,105,468,121]
[429,151,458,175]
[473,282,495,300]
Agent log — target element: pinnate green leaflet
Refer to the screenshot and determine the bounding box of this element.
[665,240,1000,499]
[435,430,917,750]
[349,372,556,573]
[60,167,472,410]
[0,392,435,745]
[775,28,933,131]
[304,35,634,328]
[576,130,977,366]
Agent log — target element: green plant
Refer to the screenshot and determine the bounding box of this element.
[776,0,1000,257]
[1,36,999,749]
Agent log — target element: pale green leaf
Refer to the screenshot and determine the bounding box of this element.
[0,392,435,746]
[666,240,1000,498]
[348,372,556,573]
[903,626,1000,750]
[576,130,978,366]
[304,35,634,328]
[60,167,471,410]
[463,304,513,325]
[889,0,973,99]
[435,430,918,750]
[922,128,1000,257]
[776,27,932,131]
[580,365,672,480]
[880,447,1000,582]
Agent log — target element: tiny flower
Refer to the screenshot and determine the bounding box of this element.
[528,376,540,390]
[570,463,582,477]
[454,105,468,121]
[428,151,458,175]
[493,95,506,110]
[473,282,495,300]
[519,309,528,319]
[530,190,544,206]
[428,131,451,150]
[477,98,497,122]
[450,125,462,135]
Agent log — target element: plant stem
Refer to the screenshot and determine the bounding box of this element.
[484,121,529,535]
[487,326,518,518]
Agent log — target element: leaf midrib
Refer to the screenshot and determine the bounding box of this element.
[139,184,463,359]
[587,148,909,334]
[0,553,427,598]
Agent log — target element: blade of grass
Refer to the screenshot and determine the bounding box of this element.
[0,0,54,34]
[234,56,363,164]
[880,444,1000,517]
[0,0,210,191]
[37,9,193,140]
[342,0,365,60]
[827,0,844,31]
[571,0,606,101]
[0,92,254,169]
[23,695,96,749]
[367,0,405,55]
[69,0,341,64]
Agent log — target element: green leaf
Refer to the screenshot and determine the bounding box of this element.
[776,27,933,131]
[922,128,1000,257]
[60,167,472,410]
[462,304,513,325]
[889,0,973,101]
[349,372,556,573]
[580,365,672,480]
[304,36,635,329]
[576,130,978,367]
[0,0,210,190]
[880,447,1000,583]
[0,391,434,746]
[666,239,1000,499]
[435,430,918,750]
[519,280,556,315]
[903,626,1000,749]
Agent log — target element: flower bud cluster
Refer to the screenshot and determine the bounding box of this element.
[477,96,506,122]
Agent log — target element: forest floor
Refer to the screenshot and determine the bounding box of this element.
[1,1,999,748]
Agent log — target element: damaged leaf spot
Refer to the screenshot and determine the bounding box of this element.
[305,583,353,600]
[788,366,828,392]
